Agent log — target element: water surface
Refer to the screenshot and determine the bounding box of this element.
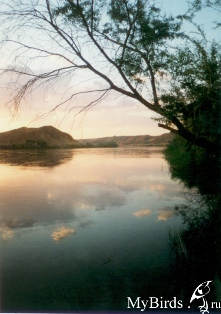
[0,147,188,311]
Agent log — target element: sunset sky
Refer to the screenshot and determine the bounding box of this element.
[0,0,220,140]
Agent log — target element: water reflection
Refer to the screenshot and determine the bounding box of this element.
[0,226,14,240]
[165,139,221,309]
[133,209,152,217]
[51,226,76,242]
[169,198,221,309]
[0,149,74,167]
[0,147,188,312]
[157,208,175,221]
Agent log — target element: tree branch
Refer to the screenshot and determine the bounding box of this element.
[75,2,142,98]
[158,123,179,134]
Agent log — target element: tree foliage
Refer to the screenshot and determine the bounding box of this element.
[158,42,221,147]
[189,0,221,27]
[189,0,221,13]
[0,0,220,152]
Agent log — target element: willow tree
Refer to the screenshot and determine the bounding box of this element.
[0,0,220,152]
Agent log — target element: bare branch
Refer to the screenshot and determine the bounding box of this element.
[1,39,86,68]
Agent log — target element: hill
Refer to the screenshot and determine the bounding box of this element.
[79,133,173,147]
[0,126,78,148]
[0,126,173,149]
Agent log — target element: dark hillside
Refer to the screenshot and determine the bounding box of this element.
[0,126,78,148]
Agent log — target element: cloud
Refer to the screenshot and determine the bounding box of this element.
[0,227,14,240]
[51,226,76,242]
[133,209,152,217]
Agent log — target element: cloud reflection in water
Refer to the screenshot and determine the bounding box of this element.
[51,226,76,242]
[133,209,152,217]
[0,227,14,240]
[157,209,174,221]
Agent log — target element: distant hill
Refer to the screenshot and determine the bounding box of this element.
[0,126,173,149]
[79,132,173,147]
[0,126,78,148]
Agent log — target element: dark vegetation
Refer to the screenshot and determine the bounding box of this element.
[165,136,220,196]
[165,134,221,306]
[82,140,118,148]
[163,0,221,289]
[0,140,118,149]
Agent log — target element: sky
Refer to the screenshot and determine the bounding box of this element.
[0,0,220,139]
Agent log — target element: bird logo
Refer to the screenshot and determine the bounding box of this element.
[190,280,212,313]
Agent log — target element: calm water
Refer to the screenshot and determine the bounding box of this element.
[0,147,189,312]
